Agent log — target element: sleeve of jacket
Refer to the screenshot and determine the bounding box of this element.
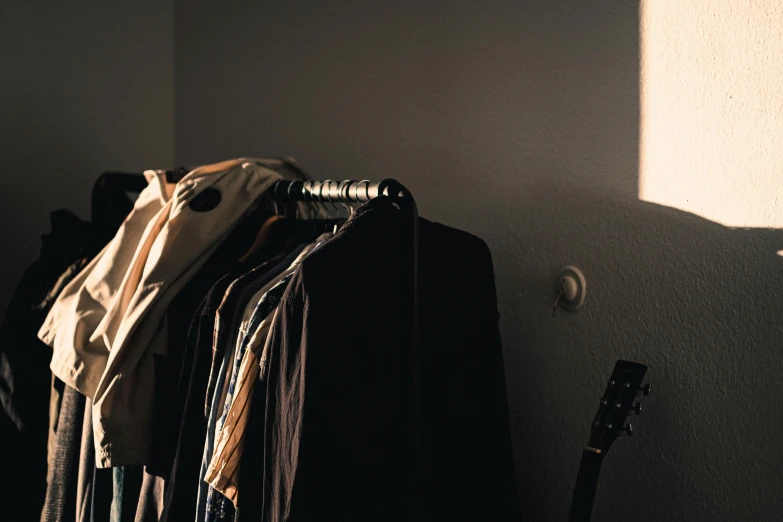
[259,288,306,522]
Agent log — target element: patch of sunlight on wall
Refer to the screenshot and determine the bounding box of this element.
[639,0,783,228]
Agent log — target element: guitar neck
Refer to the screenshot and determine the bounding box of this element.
[568,448,605,522]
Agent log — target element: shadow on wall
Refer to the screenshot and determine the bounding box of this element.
[500,177,783,521]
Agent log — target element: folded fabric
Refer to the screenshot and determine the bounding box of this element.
[39,158,292,467]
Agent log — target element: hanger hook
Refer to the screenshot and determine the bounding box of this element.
[287,180,301,220]
[268,184,281,217]
[326,180,340,217]
[338,180,353,217]
[273,196,281,217]
[313,180,327,220]
[303,180,315,220]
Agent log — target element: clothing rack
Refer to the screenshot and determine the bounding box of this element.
[93,171,423,510]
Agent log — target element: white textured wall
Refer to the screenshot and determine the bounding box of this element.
[175,3,783,520]
[639,0,783,227]
[173,1,783,520]
[0,1,174,318]
[2,2,781,520]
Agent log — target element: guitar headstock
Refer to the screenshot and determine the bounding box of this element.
[586,360,649,454]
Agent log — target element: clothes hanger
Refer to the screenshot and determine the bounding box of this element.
[240,177,345,263]
[237,214,287,264]
[319,180,341,235]
[337,180,355,218]
[324,180,348,234]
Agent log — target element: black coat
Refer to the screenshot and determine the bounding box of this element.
[255,197,519,521]
[0,210,100,518]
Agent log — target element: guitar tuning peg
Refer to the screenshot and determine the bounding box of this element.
[627,403,642,416]
[638,383,651,396]
[623,424,633,437]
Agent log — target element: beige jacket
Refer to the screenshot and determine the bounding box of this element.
[39,158,292,467]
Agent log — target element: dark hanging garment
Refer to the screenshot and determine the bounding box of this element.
[41,385,87,522]
[1,175,139,520]
[90,467,114,522]
[90,171,147,247]
[159,281,232,522]
[0,210,98,520]
[258,197,415,522]
[47,259,88,468]
[416,218,521,521]
[161,246,305,522]
[76,396,98,522]
[149,208,298,522]
[232,372,266,522]
[252,198,519,522]
[109,467,144,522]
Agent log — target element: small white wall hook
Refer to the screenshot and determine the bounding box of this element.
[553,265,586,315]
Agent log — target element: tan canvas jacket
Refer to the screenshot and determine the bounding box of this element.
[39,158,292,467]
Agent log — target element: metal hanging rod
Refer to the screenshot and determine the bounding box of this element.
[164,166,410,204]
[269,178,411,204]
